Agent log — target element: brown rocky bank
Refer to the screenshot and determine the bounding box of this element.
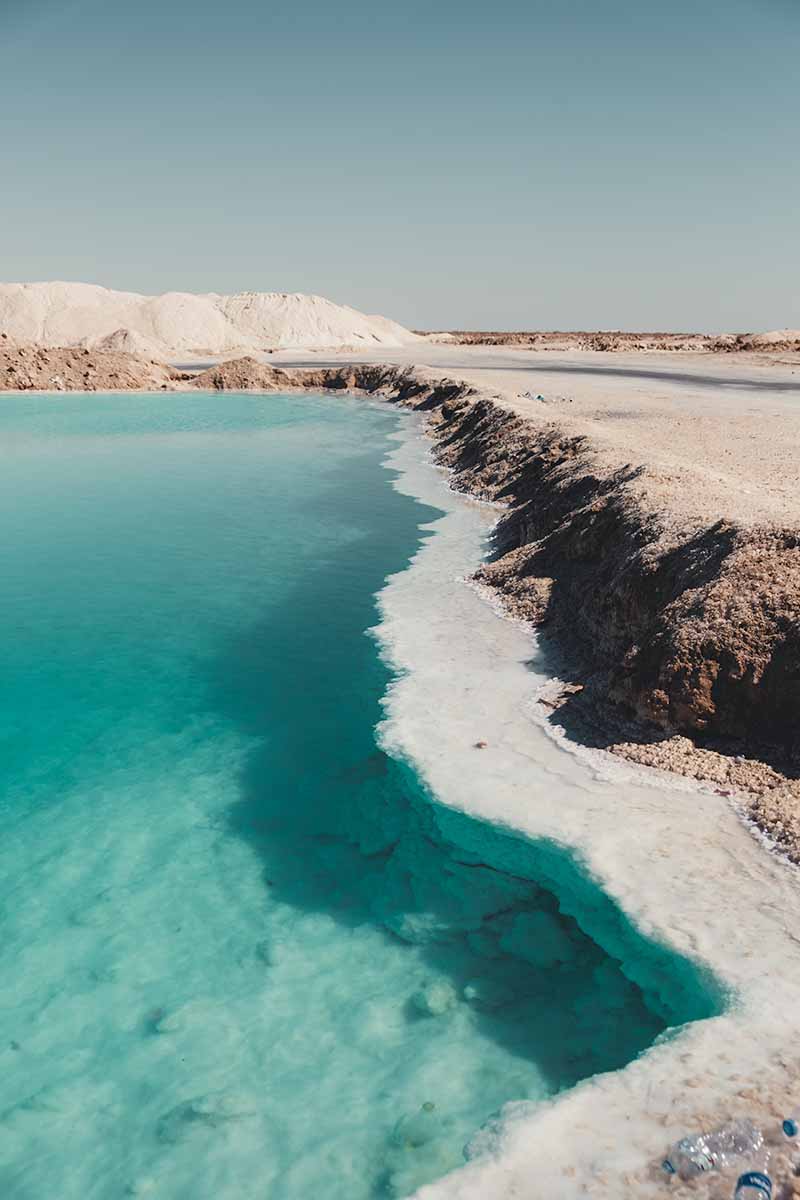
[421,328,800,353]
[189,357,800,859]
[0,333,181,391]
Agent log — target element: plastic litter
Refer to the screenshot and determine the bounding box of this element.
[734,1148,772,1199]
[662,1118,763,1180]
[782,1107,800,1139]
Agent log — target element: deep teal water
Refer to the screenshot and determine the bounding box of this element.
[0,393,721,1200]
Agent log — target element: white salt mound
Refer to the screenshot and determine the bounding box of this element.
[0,281,419,357]
[747,328,800,346]
[90,327,164,359]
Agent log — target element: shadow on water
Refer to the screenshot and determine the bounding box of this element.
[210,430,725,1156]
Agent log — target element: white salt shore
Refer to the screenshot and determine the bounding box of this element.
[375,421,800,1200]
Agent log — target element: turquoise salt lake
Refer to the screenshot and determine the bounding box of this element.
[0,393,721,1200]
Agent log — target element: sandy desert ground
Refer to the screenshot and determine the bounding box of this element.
[265,342,800,529]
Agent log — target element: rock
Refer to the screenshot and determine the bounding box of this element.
[0,341,178,391]
[411,980,458,1017]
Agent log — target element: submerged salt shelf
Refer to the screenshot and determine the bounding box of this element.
[0,392,721,1200]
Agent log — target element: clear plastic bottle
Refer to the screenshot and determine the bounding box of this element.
[733,1148,772,1200]
[662,1118,763,1180]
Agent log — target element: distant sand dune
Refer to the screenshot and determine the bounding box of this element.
[0,281,419,358]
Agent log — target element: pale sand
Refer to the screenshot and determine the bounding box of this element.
[268,343,800,530]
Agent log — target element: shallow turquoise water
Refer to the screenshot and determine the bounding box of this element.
[0,393,721,1199]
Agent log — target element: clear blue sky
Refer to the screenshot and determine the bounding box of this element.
[1,0,798,330]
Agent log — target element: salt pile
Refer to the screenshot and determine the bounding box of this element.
[745,328,800,346]
[0,281,419,358]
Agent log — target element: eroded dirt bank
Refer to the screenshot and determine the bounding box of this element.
[187,356,800,859]
[0,333,181,390]
[2,347,798,858]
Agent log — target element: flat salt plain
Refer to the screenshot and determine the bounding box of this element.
[268,341,800,530]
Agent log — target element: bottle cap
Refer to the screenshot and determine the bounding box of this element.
[736,1171,772,1199]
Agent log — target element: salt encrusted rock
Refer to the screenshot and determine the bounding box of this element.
[411,979,458,1017]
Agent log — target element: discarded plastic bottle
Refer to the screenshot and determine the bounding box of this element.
[662,1118,763,1180]
[782,1108,800,1139]
[734,1148,772,1200]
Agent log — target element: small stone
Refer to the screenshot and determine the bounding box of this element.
[411,980,458,1017]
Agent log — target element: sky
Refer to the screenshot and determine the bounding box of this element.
[0,0,798,331]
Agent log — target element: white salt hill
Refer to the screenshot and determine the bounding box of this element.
[0,281,419,358]
[745,327,800,346]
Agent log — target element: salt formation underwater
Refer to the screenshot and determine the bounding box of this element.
[0,392,722,1199]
